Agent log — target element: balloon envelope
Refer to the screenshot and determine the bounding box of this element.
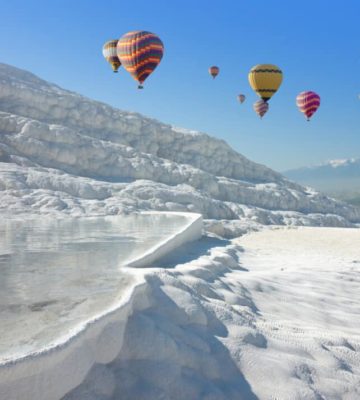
[248,64,283,101]
[102,40,121,72]
[253,99,269,118]
[117,31,164,88]
[209,66,219,79]
[296,91,320,121]
[237,94,246,103]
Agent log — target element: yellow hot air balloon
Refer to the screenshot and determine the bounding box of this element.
[248,64,283,102]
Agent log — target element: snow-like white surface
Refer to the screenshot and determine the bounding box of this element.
[233,228,360,399]
[327,158,357,168]
[1,227,359,400]
[0,63,359,235]
[63,227,359,400]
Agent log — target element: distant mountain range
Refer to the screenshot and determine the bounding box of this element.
[284,159,360,206]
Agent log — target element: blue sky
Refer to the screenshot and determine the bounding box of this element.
[0,0,359,171]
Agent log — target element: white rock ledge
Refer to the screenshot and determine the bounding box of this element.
[126,212,203,267]
[0,282,144,400]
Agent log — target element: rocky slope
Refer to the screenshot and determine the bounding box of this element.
[0,63,359,236]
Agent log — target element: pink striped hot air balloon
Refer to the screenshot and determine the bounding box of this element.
[253,99,269,119]
[296,91,320,121]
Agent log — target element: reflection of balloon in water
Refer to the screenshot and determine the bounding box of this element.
[209,66,219,79]
[102,40,121,72]
[117,31,164,89]
[253,99,269,119]
[296,91,320,121]
[248,64,283,102]
[237,94,246,103]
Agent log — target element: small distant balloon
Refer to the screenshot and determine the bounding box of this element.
[237,94,246,104]
[209,66,219,79]
[117,31,164,89]
[296,91,320,121]
[253,99,269,119]
[102,40,121,72]
[248,64,283,102]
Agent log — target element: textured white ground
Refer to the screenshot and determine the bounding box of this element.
[58,227,360,400]
[232,228,360,399]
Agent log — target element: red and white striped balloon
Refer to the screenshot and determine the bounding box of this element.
[253,99,269,119]
[296,91,320,121]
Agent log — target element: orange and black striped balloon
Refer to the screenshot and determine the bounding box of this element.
[117,31,164,88]
[209,66,219,79]
[296,91,320,121]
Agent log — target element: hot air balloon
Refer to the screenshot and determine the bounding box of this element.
[237,94,246,104]
[102,40,121,73]
[248,64,283,102]
[209,66,219,79]
[296,91,320,121]
[117,31,164,89]
[253,99,269,119]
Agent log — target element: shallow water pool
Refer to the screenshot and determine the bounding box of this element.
[0,213,189,361]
